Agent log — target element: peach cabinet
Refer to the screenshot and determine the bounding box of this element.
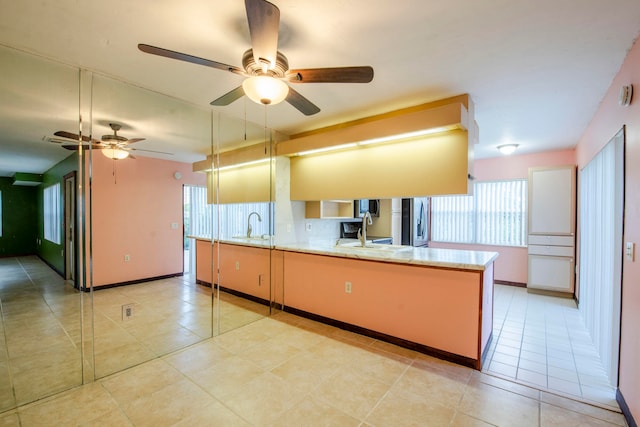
[196,239,282,305]
[281,251,494,369]
[194,238,272,303]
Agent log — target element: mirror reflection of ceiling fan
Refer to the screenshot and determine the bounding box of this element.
[51,123,172,160]
[138,0,374,116]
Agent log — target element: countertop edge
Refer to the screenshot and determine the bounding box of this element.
[189,236,498,271]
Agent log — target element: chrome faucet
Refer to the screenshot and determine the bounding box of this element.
[246,212,262,238]
[357,211,373,247]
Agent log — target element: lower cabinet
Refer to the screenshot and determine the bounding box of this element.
[282,251,494,369]
[528,254,575,293]
[527,235,575,294]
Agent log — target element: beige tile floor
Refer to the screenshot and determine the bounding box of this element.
[0,256,629,426]
[484,285,619,410]
[0,256,83,410]
[0,256,269,413]
[0,310,628,426]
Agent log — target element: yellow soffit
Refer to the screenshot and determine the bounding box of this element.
[276,95,470,157]
[192,142,271,173]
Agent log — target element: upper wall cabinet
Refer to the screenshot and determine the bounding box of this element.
[192,123,278,204]
[528,165,576,236]
[289,129,470,200]
[277,95,477,200]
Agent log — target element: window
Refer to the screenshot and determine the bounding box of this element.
[184,185,272,239]
[185,185,213,239]
[431,179,527,247]
[43,183,61,244]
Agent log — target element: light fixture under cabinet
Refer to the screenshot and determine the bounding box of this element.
[296,143,358,157]
[294,126,461,156]
[357,126,458,146]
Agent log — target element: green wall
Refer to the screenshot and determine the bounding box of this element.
[0,177,38,256]
[37,154,78,275]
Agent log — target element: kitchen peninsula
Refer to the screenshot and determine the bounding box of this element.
[193,238,497,370]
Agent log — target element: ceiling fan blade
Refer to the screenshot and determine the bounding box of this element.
[125,138,146,144]
[53,130,95,143]
[245,0,280,69]
[138,44,244,75]
[286,87,321,116]
[286,66,374,83]
[129,148,174,155]
[61,144,105,151]
[210,86,245,106]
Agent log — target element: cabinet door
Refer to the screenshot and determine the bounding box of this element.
[528,254,574,293]
[528,166,576,235]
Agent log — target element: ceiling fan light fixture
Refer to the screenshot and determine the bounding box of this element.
[497,144,519,155]
[102,147,130,160]
[242,76,289,105]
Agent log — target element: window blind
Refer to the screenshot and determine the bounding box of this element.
[432,179,527,247]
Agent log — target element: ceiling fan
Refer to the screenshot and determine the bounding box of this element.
[138,0,374,116]
[52,123,171,159]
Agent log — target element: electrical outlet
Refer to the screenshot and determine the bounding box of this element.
[235,261,240,270]
[345,281,352,294]
[286,223,292,233]
[122,303,134,321]
[305,223,312,231]
[124,254,130,262]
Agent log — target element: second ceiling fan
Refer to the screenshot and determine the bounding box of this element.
[138,0,374,116]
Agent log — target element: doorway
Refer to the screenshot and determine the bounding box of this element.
[183,185,210,277]
[63,171,76,285]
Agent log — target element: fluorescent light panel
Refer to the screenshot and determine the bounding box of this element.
[296,143,358,157]
[216,158,270,171]
[295,125,459,156]
[358,126,456,146]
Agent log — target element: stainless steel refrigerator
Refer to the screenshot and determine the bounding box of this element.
[401,197,429,247]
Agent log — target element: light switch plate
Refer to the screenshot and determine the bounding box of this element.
[626,242,635,261]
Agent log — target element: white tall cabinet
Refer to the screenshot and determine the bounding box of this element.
[527,165,576,295]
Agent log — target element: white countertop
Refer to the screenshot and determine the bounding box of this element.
[190,236,272,248]
[276,241,498,271]
[191,236,498,271]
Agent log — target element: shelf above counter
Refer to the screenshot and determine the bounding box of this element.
[305,200,354,219]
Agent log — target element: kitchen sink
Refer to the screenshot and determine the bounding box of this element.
[231,235,272,242]
[335,241,413,253]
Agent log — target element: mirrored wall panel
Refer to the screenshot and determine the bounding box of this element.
[88,73,215,378]
[0,45,83,410]
[0,44,280,410]
[211,113,276,335]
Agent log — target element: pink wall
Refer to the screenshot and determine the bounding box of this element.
[430,149,576,284]
[91,154,205,287]
[576,38,640,423]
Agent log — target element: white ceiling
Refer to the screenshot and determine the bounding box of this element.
[1,0,640,177]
